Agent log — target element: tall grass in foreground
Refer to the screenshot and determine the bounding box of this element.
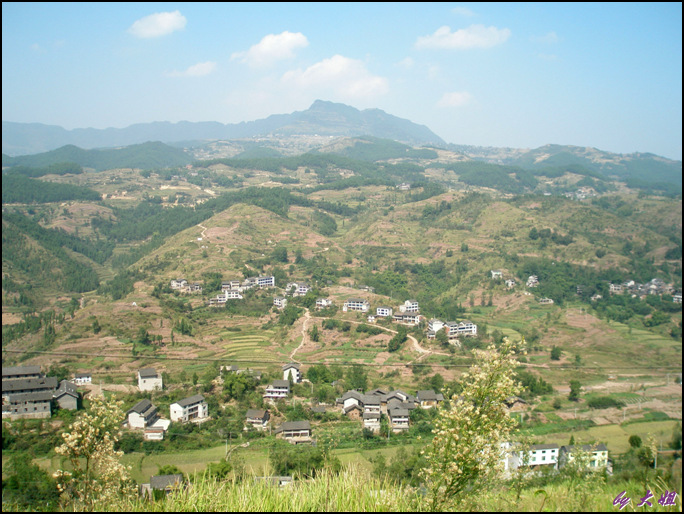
[81,467,683,513]
[89,466,424,512]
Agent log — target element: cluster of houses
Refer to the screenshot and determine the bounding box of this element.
[501,441,609,474]
[206,275,276,306]
[336,387,444,434]
[170,279,202,294]
[426,318,478,342]
[608,278,680,301]
[2,366,81,420]
[273,282,317,309]
[125,367,211,440]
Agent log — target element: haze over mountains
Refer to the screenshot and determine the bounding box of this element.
[2,100,445,156]
[2,99,681,188]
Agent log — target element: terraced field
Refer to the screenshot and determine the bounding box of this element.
[221,329,282,365]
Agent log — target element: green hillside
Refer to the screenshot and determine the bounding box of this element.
[2,141,192,171]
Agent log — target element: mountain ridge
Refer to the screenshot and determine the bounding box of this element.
[2,100,445,156]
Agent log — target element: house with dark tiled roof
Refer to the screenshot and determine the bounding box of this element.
[137,368,162,392]
[245,409,270,430]
[416,390,444,409]
[362,412,381,432]
[282,362,302,383]
[170,394,208,423]
[274,421,312,443]
[264,380,290,400]
[388,407,410,432]
[53,380,79,411]
[141,474,184,500]
[127,399,159,429]
[2,366,43,381]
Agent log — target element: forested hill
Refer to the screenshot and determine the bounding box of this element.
[2,141,192,171]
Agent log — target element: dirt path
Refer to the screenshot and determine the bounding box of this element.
[290,308,311,362]
[198,223,208,239]
[339,318,449,361]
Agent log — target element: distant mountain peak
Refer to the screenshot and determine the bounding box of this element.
[3,101,445,155]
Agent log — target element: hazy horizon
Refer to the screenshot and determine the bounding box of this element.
[2,2,682,160]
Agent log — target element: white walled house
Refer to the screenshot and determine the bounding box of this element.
[170,394,208,423]
[376,306,393,318]
[315,298,333,309]
[399,300,419,313]
[264,380,290,400]
[273,297,287,309]
[286,282,310,297]
[73,373,92,385]
[283,363,302,383]
[127,399,159,429]
[519,444,560,469]
[137,368,163,392]
[388,408,410,432]
[245,409,270,431]
[343,298,370,312]
[257,276,276,288]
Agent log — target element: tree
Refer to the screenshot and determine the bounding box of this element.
[136,326,151,345]
[309,324,320,342]
[550,345,562,361]
[569,380,581,402]
[346,364,368,391]
[435,327,449,346]
[53,396,135,510]
[421,338,521,510]
[629,435,642,448]
[3,456,60,511]
[272,246,288,263]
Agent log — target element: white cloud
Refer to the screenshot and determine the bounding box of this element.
[129,10,186,38]
[167,61,217,78]
[437,91,473,107]
[415,24,511,50]
[530,31,559,44]
[231,31,308,67]
[282,55,388,99]
[452,7,476,17]
[397,57,414,69]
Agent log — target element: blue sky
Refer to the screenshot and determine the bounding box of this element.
[2,2,682,159]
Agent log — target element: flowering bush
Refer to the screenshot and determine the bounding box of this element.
[421,338,522,510]
[54,396,136,510]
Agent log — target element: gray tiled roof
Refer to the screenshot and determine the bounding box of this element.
[150,474,183,490]
[128,399,155,415]
[2,376,57,393]
[2,366,42,377]
[174,394,205,408]
[275,421,311,433]
[138,368,159,378]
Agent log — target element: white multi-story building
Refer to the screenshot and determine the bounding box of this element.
[399,300,419,313]
[343,298,370,312]
[282,363,302,383]
[170,394,208,423]
[519,444,560,469]
[257,276,275,288]
[264,380,290,400]
[316,298,333,309]
[273,297,287,309]
[376,306,393,317]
